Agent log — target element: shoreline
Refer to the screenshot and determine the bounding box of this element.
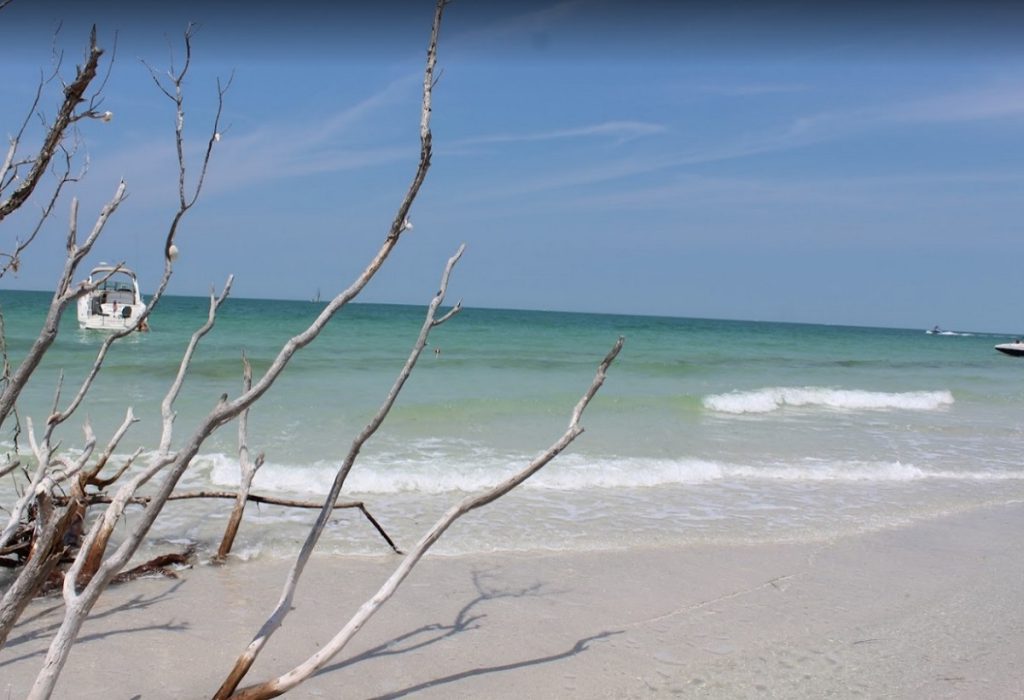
[3,502,1023,698]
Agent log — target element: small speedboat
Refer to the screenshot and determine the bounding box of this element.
[994,341,1024,357]
[76,265,148,331]
[927,326,970,337]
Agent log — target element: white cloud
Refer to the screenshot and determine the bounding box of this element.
[444,81,1024,206]
[451,120,667,147]
[777,84,1024,145]
[84,74,422,205]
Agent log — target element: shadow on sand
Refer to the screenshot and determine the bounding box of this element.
[312,568,622,699]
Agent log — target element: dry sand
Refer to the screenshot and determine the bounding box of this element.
[3,503,1023,699]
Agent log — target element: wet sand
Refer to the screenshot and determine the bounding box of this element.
[3,503,1023,698]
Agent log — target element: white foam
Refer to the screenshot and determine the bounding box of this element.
[203,452,720,495]
[193,450,1024,496]
[527,455,725,489]
[703,387,954,414]
[731,460,928,482]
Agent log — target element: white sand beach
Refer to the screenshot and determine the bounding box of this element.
[3,503,1023,699]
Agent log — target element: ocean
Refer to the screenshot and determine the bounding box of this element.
[1,290,1023,558]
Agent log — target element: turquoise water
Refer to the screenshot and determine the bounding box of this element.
[2,290,1023,556]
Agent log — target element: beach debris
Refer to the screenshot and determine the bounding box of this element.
[110,547,195,584]
[0,4,619,699]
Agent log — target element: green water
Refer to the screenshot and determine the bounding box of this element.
[1,290,1023,556]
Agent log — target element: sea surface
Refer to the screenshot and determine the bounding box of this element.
[1,290,1023,558]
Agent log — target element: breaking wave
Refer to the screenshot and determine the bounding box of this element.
[703,387,954,414]
[192,451,1022,497]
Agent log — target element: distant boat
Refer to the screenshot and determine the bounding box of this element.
[995,341,1024,357]
[926,326,971,337]
[76,265,148,331]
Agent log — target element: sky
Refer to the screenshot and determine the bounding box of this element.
[1,0,1023,332]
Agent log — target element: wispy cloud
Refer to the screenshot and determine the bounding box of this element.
[447,82,1024,206]
[211,75,419,186]
[451,120,667,147]
[87,74,422,205]
[783,84,1024,143]
[884,85,1024,124]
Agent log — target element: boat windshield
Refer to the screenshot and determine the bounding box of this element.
[92,270,136,293]
[96,279,134,292]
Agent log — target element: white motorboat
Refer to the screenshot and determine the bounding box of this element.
[76,265,148,331]
[994,341,1024,357]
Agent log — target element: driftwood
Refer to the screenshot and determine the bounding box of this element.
[80,491,401,555]
[24,1,442,693]
[215,239,462,698]
[0,23,231,695]
[1,4,624,698]
[217,354,263,561]
[225,336,625,699]
[0,22,229,600]
[109,547,195,585]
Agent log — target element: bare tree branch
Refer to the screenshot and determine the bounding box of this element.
[0,458,20,481]
[0,23,229,682]
[216,353,263,561]
[215,241,464,698]
[227,336,625,699]
[43,42,231,434]
[0,179,126,432]
[159,280,234,455]
[0,144,82,280]
[27,4,444,693]
[0,27,103,222]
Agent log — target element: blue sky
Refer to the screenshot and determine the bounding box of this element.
[2,0,1023,332]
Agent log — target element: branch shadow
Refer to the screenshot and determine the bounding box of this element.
[315,568,622,697]
[1,578,186,661]
[0,619,189,668]
[371,630,622,700]
[318,569,551,676]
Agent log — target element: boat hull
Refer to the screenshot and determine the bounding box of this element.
[994,343,1024,357]
[76,303,147,331]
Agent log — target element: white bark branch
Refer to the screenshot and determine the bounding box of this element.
[29,5,445,694]
[0,180,127,430]
[215,241,463,698]
[216,353,263,561]
[80,408,139,485]
[228,336,624,699]
[159,279,234,455]
[0,416,60,551]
